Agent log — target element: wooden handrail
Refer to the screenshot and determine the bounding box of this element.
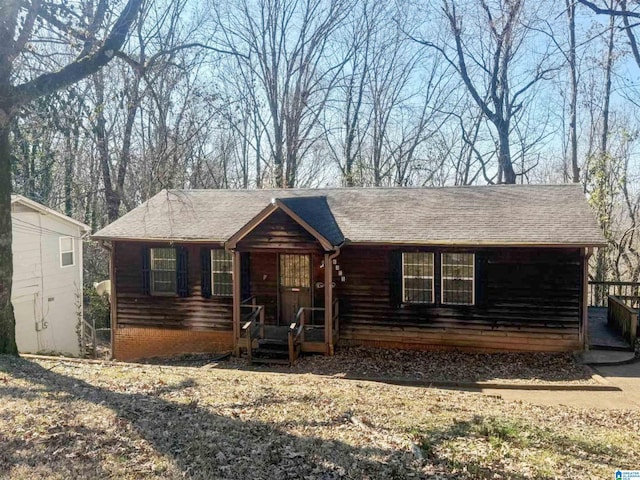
[294,307,306,344]
[240,304,265,364]
[608,295,638,345]
[288,319,304,365]
[588,281,640,307]
[240,295,258,305]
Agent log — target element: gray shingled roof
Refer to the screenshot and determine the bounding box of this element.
[92,184,606,247]
[278,196,344,246]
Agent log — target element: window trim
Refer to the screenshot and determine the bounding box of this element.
[150,247,177,296]
[440,252,475,306]
[402,252,435,304]
[211,249,233,297]
[59,236,75,268]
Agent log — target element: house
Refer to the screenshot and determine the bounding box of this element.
[92,184,606,362]
[11,195,90,356]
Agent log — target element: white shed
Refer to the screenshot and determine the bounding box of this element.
[11,195,90,356]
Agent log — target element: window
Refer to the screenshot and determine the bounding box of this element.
[402,252,434,303]
[441,253,474,305]
[279,254,311,288]
[212,250,233,296]
[150,248,177,295]
[59,237,74,267]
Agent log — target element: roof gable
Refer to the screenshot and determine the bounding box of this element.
[227,196,344,250]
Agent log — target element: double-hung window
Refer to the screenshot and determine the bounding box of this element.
[402,252,434,303]
[59,237,74,267]
[150,247,177,295]
[441,253,475,305]
[212,250,233,296]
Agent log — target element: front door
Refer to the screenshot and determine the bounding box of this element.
[279,254,312,324]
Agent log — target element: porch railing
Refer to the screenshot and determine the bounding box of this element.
[607,295,639,345]
[240,298,265,363]
[588,281,640,308]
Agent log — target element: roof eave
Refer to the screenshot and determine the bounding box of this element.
[12,194,91,232]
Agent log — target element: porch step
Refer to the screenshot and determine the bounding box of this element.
[254,347,289,355]
[258,338,288,348]
[251,357,291,365]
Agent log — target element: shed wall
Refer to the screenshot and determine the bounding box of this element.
[11,208,83,356]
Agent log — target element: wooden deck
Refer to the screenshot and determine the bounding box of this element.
[588,307,634,351]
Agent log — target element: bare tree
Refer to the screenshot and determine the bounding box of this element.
[0,0,143,354]
[414,0,557,183]
[214,0,354,187]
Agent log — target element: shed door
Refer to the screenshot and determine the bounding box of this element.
[279,254,311,324]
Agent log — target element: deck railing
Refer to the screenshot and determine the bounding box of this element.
[607,295,639,345]
[588,281,640,308]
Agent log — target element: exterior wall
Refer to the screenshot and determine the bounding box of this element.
[236,209,320,252]
[335,245,583,352]
[248,251,325,324]
[112,241,234,360]
[111,238,585,358]
[113,327,233,361]
[11,206,84,356]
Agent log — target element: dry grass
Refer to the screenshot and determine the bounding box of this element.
[0,355,638,479]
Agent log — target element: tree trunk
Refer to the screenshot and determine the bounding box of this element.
[0,122,18,355]
[601,10,615,156]
[64,131,73,216]
[567,0,579,183]
[497,123,516,184]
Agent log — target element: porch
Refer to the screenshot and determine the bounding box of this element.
[587,281,638,352]
[237,298,340,365]
[225,197,345,364]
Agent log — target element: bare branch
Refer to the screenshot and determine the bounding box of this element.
[12,0,144,107]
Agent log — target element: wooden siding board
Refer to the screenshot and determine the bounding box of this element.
[236,210,322,251]
[114,241,233,330]
[113,237,583,352]
[335,245,582,351]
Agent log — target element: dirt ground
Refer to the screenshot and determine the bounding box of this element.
[1,355,638,479]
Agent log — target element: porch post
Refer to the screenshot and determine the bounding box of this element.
[232,250,241,356]
[324,252,333,355]
[582,247,593,350]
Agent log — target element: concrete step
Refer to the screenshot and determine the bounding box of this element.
[575,350,637,366]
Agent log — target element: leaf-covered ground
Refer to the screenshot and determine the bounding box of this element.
[144,348,598,384]
[0,355,637,479]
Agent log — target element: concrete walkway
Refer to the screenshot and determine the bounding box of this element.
[479,360,640,410]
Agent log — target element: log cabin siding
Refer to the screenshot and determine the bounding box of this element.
[236,209,321,252]
[335,245,583,352]
[248,251,325,325]
[114,241,233,331]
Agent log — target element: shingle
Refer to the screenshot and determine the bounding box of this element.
[92,184,606,247]
[277,196,344,246]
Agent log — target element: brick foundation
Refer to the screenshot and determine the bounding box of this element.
[113,327,234,361]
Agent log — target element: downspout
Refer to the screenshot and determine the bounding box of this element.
[324,243,343,355]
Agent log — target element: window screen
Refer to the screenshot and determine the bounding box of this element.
[150,248,177,295]
[212,250,233,296]
[60,237,74,267]
[441,253,474,305]
[279,254,311,288]
[402,252,434,303]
